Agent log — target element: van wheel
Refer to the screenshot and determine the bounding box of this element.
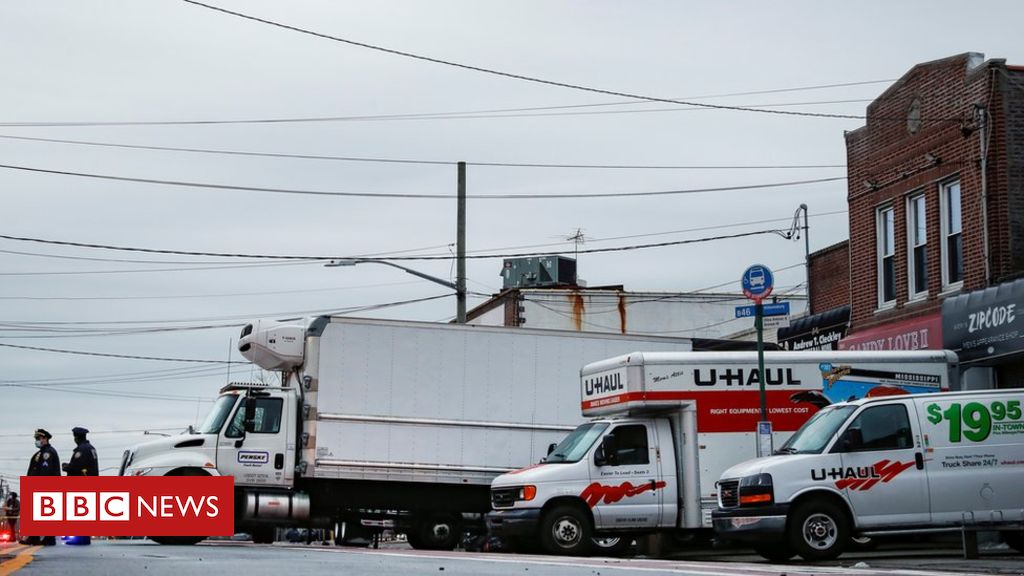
[591,536,632,557]
[1003,531,1024,553]
[787,499,849,561]
[540,506,592,556]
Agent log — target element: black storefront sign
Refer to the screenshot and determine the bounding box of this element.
[942,277,1024,364]
[777,305,850,351]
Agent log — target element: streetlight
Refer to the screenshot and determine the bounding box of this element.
[325,259,466,323]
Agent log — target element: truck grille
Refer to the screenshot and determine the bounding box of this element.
[491,488,519,509]
[718,480,739,508]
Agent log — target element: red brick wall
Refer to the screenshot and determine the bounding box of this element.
[844,53,1024,334]
[808,241,849,314]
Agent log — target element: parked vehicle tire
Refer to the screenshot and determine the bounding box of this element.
[591,536,632,557]
[786,499,849,561]
[539,505,592,556]
[149,536,205,545]
[753,543,796,562]
[408,514,460,551]
[1003,530,1024,553]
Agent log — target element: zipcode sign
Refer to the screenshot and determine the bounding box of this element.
[20,475,234,536]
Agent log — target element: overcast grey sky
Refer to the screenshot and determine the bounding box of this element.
[2,0,1023,486]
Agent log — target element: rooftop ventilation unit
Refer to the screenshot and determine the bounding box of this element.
[500,256,577,289]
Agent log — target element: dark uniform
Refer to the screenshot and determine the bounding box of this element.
[3,493,18,538]
[25,429,59,545]
[67,427,99,477]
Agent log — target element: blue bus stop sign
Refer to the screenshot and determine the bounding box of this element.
[741,264,774,302]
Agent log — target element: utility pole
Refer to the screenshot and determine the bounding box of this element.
[456,161,467,323]
[800,204,810,313]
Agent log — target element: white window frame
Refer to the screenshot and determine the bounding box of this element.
[877,205,896,308]
[939,179,963,291]
[906,192,928,300]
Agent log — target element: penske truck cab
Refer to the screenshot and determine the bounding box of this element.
[714,387,1024,562]
[487,350,958,556]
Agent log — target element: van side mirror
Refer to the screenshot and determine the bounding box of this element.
[595,434,618,467]
[547,443,557,456]
[839,428,864,452]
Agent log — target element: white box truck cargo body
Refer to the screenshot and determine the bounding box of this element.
[120,316,695,548]
[714,387,1024,562]
[487,350,958,556]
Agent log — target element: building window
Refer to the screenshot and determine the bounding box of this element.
[907,193,927,298]
[877,206,896,306]
[940,180,963,288]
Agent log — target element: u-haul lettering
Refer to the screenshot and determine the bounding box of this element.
[694,368,802,387]
[585,372,624,396]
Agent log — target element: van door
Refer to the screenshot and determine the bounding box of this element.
[588,422,662,530]
[836,402,929,526]
[217,393,291,487]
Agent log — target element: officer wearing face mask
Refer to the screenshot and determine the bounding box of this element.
[27,429,61,477]
[25,429,60,545]
[64,427,99,477]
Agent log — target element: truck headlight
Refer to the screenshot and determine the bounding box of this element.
[738,473,773,506]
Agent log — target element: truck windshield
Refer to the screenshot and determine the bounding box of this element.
[777,405,856,454]
[544,422,609,463]
[198,395,238,434]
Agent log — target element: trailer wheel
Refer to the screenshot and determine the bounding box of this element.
[408,514,460,551]
[787,499,849,561]
[1003,531,1024,553]
[540,505,592,556]
[591,536,632,557]
[753,543,796,562]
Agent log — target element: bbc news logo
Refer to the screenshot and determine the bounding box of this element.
[20,476,234,536]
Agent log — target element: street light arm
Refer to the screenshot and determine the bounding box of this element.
[326,259,458,291]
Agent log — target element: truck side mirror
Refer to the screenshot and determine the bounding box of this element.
[243,397,257,433]
[595,434,618,467]
[839,428,864,452]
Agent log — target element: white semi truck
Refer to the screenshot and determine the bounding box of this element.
[119,316,698,547]
[486,350,958,555]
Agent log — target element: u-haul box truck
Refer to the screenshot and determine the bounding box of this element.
[714,387,1024,562]
[486,350,956,555]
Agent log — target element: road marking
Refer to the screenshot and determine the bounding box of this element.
[0,545,40,576]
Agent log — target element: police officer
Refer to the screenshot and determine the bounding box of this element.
[26,429,60,545]
[64,426,98,546]
[65,427,99,477]
[3,492,18,539]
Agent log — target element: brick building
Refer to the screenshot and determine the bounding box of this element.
[836,53,1024,388]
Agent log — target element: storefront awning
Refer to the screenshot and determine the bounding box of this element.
[942,277,1024,364]
[776,305,849,351]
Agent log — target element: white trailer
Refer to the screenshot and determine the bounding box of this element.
[120,316,696,547]
[487,350,958,555]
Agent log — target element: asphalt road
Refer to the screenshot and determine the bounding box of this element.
[1,539,1021,576]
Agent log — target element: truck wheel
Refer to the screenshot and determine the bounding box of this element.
[408,514,460,550]
[1003,531,1024,553]
[787,499,849,561]
[251,527,275,544]
[149,536,205,545]
[753,543,796,562]
[540,505,592,556]
[591,536,632,557]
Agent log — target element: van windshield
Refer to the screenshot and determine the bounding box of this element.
[198,394,238,434]
[544,422,609,464]
[777,405,856,454]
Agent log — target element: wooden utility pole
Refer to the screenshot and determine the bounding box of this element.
[456,162,467,323]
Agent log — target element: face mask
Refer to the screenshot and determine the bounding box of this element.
[35,440,43,449]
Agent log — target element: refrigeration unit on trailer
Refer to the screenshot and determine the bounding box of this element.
[487,350,957,555]
[120,316,696,548]
[714,386,1024,562]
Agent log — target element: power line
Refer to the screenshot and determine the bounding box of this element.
[0,280,420,301]
[0,133,846,170]
[0,342,236,363]
[0,161,844,199]
[0,228,793,263]
[180,1,960,123]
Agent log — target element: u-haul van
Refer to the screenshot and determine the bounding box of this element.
[714,387,1024,562]
[486,350,956,556]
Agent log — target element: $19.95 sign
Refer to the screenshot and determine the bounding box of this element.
[19,475,234,536]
